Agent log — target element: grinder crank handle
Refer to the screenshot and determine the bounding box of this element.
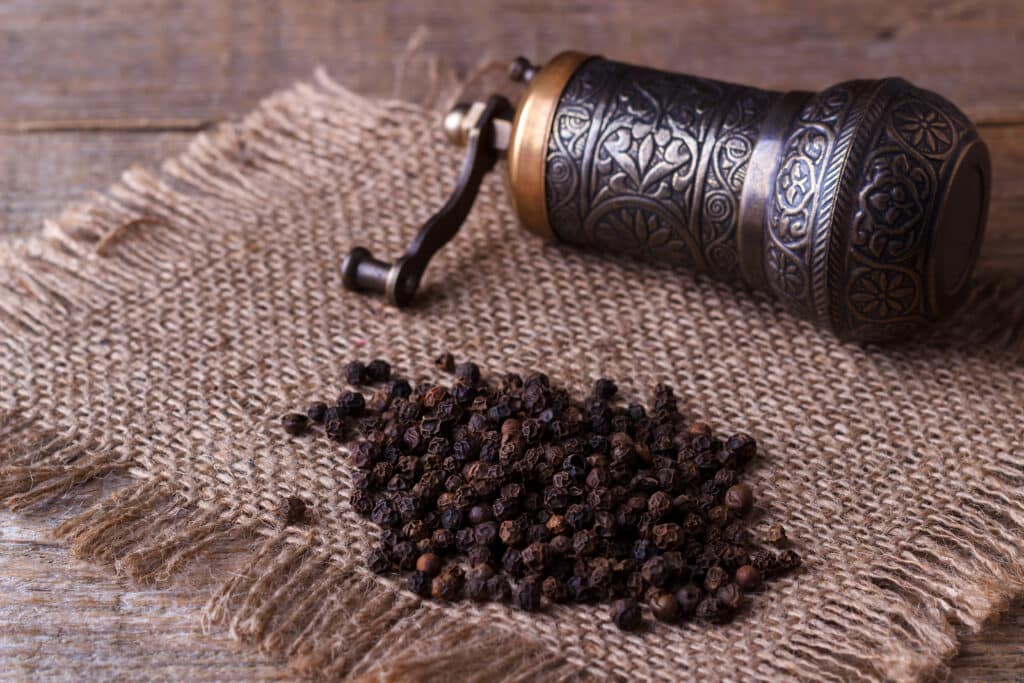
[341,95,514,308]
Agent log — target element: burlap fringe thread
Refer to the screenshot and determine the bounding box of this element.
[0,68,1022,681]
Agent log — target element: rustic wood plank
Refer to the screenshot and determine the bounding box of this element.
[1,0,1022,125]
[0,482,289,682]
[0,132,190,238]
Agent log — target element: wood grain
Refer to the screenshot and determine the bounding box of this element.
[0,1,1021,680]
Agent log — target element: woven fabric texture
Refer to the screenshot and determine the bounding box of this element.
[1,71,1022,681]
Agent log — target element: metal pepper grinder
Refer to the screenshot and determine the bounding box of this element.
[343,52,991,342]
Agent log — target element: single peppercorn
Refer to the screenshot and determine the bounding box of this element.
[716,583,743,612]
[610,598,642,630]
[387,378,412,399]
[344,360,367,385]
[542,576,570,603]
[649,591,681,623]
[431,566,464,601]
[306,402,328,423]
[366,359,391,383]
[366,549,391,575]
[512,576,543,612]
[416,552,442,576]
[724,483,754,515]
[675,584,703,616]
[641,556,671,587]
[777,549,802,572]
[766,522,788,547]
[338,390,366,417]
[408,571,432,597]
[592,378,617,400]
[704,565,729,593]
[735,564,761,591]
[466,576,490,602]
[522,542,551,573]
[455,361,481,385]
[468,503,493,525]
[488,575,512,603]
[434,352,456,373]
[696,596,725,623]
[281,413,308,436]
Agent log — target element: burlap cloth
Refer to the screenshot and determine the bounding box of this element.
[1,70,1023,681]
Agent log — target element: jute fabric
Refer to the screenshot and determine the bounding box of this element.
[1,71,1022,681]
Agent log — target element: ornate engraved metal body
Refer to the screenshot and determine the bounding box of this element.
[346,53,990,344]
[532,56,989,342]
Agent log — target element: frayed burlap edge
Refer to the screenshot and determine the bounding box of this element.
[0,66,1021,681]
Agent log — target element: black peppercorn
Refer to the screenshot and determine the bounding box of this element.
[696,596,725,623]
[592,378,618,400]
[498,518,528,547]
[716,583,743,612]
[365,359,391,383]
[455,361,481,385]
[473,521,499,547]
[281,413,309,436]
[350,490,373,516]
[550,534,573,556]
[466,576,490,602]
[306,402,327,423]
[280,496,311,527]
[735,564,761,591]
[431,528,454,551]
[468,503,493,525]
[440,507,465,530]
[777,549,802,572]
[572,529,598,557]
[641,556,671,587]
[467,544,493,567]
[431,565,465,601]
[521,542,551,573]
[724,483,753,515]
[344,360,367,385]
[416,552,442,576]
[338,390,366,417]
[675,584,703,616]
[386,378,413,399]
[512,576,542,612]
[370,499,398,527]
[434,352,456,373]
[324,417,345,441]
[649,591,681,623]
[487,575,512,603]
[703,565,728,593]
[725,433,757,465]
[366,549,392,575]
[565,503,592,531]
[408,571,433,597]
[766,523,788,547]
[610,598,642,630]
[542,576,570,603]
[652,522,684,550]
[455,527,476,552]
[502,547,526,577]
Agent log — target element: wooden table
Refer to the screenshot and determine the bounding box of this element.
[1,2,1021,679]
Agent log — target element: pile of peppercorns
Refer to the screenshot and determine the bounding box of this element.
[281,355,800,630]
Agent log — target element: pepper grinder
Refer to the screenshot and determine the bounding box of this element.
[343,52,990,342]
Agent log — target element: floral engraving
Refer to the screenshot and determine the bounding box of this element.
[892,100,954,156]
[852,151,931,260]
[544,58,770,278]
[849,269,917,319]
